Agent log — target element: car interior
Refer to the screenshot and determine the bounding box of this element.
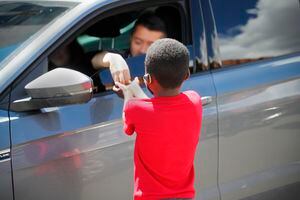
[47,4,187,94]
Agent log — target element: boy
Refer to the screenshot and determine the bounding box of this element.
[115,38,202,200]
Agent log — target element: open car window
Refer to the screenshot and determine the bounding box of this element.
[49,3,191,93]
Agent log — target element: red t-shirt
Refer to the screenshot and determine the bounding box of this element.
[124,90,202,200]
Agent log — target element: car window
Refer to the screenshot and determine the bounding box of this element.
[211,0,300,67]
[0,1,78,69]
[49,4,191,93]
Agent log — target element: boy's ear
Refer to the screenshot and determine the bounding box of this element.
[143,73,152,85]
[148,74,153,84]
[185,70,190,80]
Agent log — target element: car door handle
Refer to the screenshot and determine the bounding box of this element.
[201,96,213,106]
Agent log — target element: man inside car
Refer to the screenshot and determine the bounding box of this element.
[91,11,167,85]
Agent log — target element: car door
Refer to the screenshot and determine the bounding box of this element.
[207,0,300,199]
[9,55,134,200]
[6,1,134,199]
[0,92,13,200]
[96,1,221,199]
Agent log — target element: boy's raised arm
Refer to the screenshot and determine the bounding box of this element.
[128,77,149,99]
[114,82,134,110]
[114,82,136,135]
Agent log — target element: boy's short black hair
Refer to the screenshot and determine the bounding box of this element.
[132,12,167,36]
[145,38,189,89]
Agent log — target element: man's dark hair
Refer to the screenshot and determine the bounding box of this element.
[132,12,167,36]
[145,38,189,89]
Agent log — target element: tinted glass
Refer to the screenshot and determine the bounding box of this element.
[211,0,300,66]
[0,1,77,66]
[77,20,134,53]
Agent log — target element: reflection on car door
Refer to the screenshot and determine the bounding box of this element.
[212,55,300,200]
[10,88,136,200]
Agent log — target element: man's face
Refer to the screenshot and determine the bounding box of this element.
[130,25,165,57]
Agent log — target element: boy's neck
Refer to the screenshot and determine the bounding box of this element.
[153,88,181,97]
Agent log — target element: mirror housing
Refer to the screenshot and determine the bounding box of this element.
[11,68,93,112]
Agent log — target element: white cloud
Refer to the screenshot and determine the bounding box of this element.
[219,0,300,60]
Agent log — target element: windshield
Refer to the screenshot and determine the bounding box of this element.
[0,1,78,66]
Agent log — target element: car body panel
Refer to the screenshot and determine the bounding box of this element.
[212,54,300,199]
[0,100,13,200]
[183,72,219,200]
[9,85,134,199]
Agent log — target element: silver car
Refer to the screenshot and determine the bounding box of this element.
[0,0,300,199]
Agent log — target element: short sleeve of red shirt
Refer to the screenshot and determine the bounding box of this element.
[123,100,135,135]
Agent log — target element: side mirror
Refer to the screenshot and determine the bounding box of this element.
[11,68,93,112]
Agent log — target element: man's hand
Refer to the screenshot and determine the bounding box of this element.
[104,53,131,84]
[92,52,131,84]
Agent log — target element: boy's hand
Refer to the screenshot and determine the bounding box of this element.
[114,82,134,101]
[128,77,148,99]
[112,85,124,99]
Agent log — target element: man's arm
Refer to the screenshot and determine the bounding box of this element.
[91,51,131,84]
[91,51,109,68]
